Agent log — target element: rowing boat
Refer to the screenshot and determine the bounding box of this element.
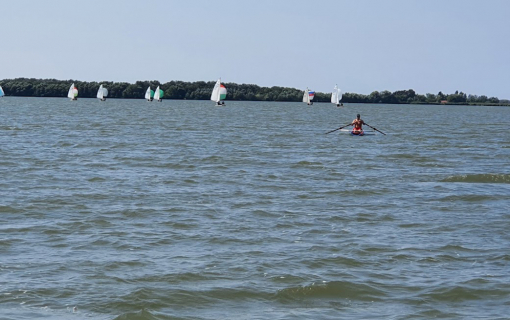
[339,129,376,136]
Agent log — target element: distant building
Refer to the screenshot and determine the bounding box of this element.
[440,100,448,104]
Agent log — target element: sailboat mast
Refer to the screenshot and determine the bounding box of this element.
[218,78,221,102]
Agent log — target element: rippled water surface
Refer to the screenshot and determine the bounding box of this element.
[1,97,509,319]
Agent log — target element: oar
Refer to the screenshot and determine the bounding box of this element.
[325,123,352,134]
[364,124,386,135]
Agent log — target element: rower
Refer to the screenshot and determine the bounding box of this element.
[351,114,367,135]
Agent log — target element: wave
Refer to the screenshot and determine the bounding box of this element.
[290,160,324,169]
[440,174,510,184]
[112,308,204,320]
[0,126,22,130]
[275,281,386,302]
[422,283,510,302]
[0,205,23,213]
[113,309,165,320]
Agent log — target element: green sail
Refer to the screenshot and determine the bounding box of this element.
[150,90,155,98]
[219,85,227,100]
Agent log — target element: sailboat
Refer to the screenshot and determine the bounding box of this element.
[303,88,314,105]
[154,86,164,102]
[97,84,108,101]
[68,84,78,100]
[210,78,227,106]
[0,85,4,97]
[331,84,342,107]
[145,86,154,101]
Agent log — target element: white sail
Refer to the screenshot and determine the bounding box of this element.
[96,85,108,100]
[302,88,310,104]
[0,85,4,97]
[154,86,160,100]
[97,85,104,100]
[68,83,78,99]
[145,87,152,100]
[331,85,339,104]
[210,78,221,103]
[68,84,74,99]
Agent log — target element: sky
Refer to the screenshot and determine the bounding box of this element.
[1,0,509,98]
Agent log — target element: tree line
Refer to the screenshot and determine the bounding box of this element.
[1,78,507,106]
[341,89,506,105]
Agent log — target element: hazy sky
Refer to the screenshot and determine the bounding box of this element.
[1,0,509,98]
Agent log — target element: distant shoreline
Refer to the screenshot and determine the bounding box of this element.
[1,78,508,106]
[3,96,508,107]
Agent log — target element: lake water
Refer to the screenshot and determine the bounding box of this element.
[1,97,509,320]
